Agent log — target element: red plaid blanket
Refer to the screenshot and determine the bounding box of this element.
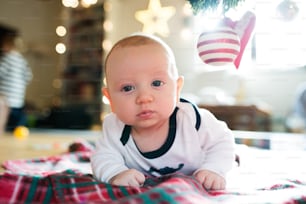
[0,171,215,204]
[1,170,306,204]
[1,141,306,204]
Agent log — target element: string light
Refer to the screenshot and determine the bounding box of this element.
[102,39,112,52]
[61,0,97,8]
[103,20,113,32]
[55,43,66,54]
[56,26,67,37]
[103,1,112,12]
[80,0,98,8]
[62,0,78,8]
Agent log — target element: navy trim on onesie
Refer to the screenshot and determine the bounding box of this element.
[120,125,131,145]
[179,98,201,130]
[120,107,178,159]
[119,98,201,159]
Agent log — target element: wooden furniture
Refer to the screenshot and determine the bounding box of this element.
[62,4,105,127]
[198,104,271,131]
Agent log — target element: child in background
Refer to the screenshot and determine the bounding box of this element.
[0,24,32,132]
[91,33,235,190]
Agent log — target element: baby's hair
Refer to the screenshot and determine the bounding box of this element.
[104,33,177,77]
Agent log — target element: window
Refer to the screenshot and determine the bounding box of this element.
[193,0,306,70]
[254,0,306,69]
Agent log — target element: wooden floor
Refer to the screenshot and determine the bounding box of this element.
[0,128,100,172]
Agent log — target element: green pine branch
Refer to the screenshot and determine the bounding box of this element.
[187,0,245,14]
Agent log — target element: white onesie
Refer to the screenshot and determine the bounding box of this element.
[91,100,235,183]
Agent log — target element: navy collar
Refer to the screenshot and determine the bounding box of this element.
[120,107,178,159]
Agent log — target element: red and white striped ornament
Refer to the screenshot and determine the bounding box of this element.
[197,27,240,66]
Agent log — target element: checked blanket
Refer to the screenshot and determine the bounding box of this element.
[1,141,306,203]
[1,169,306,204]
[0,171,216,204]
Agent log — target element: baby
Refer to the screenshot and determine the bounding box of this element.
[91,33,235,190]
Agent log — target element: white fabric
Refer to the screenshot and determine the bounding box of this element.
[91,102,235,183]
[0,51,32,108]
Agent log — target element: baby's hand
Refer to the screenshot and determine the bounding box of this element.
[194,169,226,190]
[110,169,145,187]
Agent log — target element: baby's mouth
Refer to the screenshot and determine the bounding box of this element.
[137,110,154,119]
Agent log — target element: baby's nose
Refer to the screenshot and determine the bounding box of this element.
[136,90,153,104]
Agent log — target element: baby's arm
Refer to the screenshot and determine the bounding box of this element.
[110,169,145,187]
[196,109,236,190]
[194,169,225,190]
[91,115,146,186]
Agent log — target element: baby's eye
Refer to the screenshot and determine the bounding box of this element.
[152,80,164,87]
[121,85,134,92]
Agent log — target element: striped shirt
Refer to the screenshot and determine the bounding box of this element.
[0,51,32,108]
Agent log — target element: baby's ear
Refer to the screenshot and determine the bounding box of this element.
[102,87,113,111]
[102,87,109,97]
[176,76,184,101]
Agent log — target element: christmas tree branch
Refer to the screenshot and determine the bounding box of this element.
[187,0,245,14]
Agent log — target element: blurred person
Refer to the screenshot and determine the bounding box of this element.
[0,24,32,132]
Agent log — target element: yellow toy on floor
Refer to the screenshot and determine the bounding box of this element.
[13,126,29,140]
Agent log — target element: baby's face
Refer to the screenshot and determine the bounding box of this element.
[104,43,183,131]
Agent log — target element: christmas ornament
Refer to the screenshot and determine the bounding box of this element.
[197,26,240,66]
[197,11,256,68]
[223,11,256,68]
[276,0,299,21]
